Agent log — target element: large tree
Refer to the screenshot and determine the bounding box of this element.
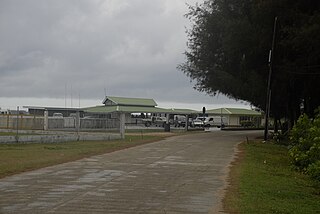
[180,0,320,124]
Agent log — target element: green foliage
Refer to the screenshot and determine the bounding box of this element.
[272,131,289,145]
[224,141,320,213]
[289,109,320,181]
[180,0,320,120]
[307,161,320,182]
[290,114,312,145]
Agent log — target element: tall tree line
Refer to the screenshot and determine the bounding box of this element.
[179,0,320,127]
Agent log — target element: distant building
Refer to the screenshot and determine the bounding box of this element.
[206,108,263,127]
[0,109,27,115]
[23,106,83,117]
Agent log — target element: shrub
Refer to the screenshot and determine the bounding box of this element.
[307,161,320,182]
[289,108,320,181]
[273,131,289,145]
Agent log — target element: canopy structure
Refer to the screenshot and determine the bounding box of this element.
[84,96,198,115]
[21,96,265,135]
[84,105,168,114]
[83,96,199,138]
[206,108,262,116]
[83,105,198,115]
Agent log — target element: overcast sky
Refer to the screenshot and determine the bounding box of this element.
[0,0,250,110]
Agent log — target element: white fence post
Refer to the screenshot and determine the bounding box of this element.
[44,110,48,130]
[76,111,80,132]
[119,113,125,139]
[185,114,189,131]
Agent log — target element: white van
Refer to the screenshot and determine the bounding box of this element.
[203,116,227,128]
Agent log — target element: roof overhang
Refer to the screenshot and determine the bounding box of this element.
[84,106,198,114]
[206,108,262,116]
[24,106,83,111]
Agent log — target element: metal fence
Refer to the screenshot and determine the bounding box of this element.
[48,117,120,130]
[0,115,44,130]
[0,115,119,131]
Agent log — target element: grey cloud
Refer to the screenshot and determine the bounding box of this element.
[0,0,246,107]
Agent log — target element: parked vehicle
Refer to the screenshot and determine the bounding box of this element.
[173,115,186,127]
[203,116,227,128]
[52,113,63,118]
[191,117,205,127]
[142,116,167,127]
[69,113,77,118]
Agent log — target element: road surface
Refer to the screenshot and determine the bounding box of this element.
[0,130,262,213]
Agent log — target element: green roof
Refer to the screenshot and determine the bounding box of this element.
[86,96,199,114]
[207,108,262,116]
[84,105,170,114]
[83,106,198,114]
[103,96,157,107]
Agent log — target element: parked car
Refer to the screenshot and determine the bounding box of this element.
[191,117,205,127]
[142,116,167,127]
[203,116,228,128]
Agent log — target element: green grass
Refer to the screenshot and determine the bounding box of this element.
[224,141,320,214]
[0,134,166,178]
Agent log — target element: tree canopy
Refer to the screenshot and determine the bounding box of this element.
[179,0,320,123]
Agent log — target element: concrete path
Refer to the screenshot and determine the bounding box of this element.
[0,130,262,214]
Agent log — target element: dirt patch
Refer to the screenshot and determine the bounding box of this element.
[222,142,246,214]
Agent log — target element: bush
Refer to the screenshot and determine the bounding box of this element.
[289,108,320,181]
[307,161,320,182]
[273,131,289,145]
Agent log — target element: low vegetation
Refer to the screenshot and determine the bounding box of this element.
[289,110,320,182]
[0,134,168,178]
[224,141,320,213]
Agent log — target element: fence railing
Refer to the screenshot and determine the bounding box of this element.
[0,115,44,130]
[0,115,119,131]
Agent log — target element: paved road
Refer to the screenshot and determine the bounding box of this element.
[0,130,262,214]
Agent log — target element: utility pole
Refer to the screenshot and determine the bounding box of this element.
[264,17,278,141]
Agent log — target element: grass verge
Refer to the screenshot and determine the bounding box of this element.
[0,134,168,179]
[223,141,320,214]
